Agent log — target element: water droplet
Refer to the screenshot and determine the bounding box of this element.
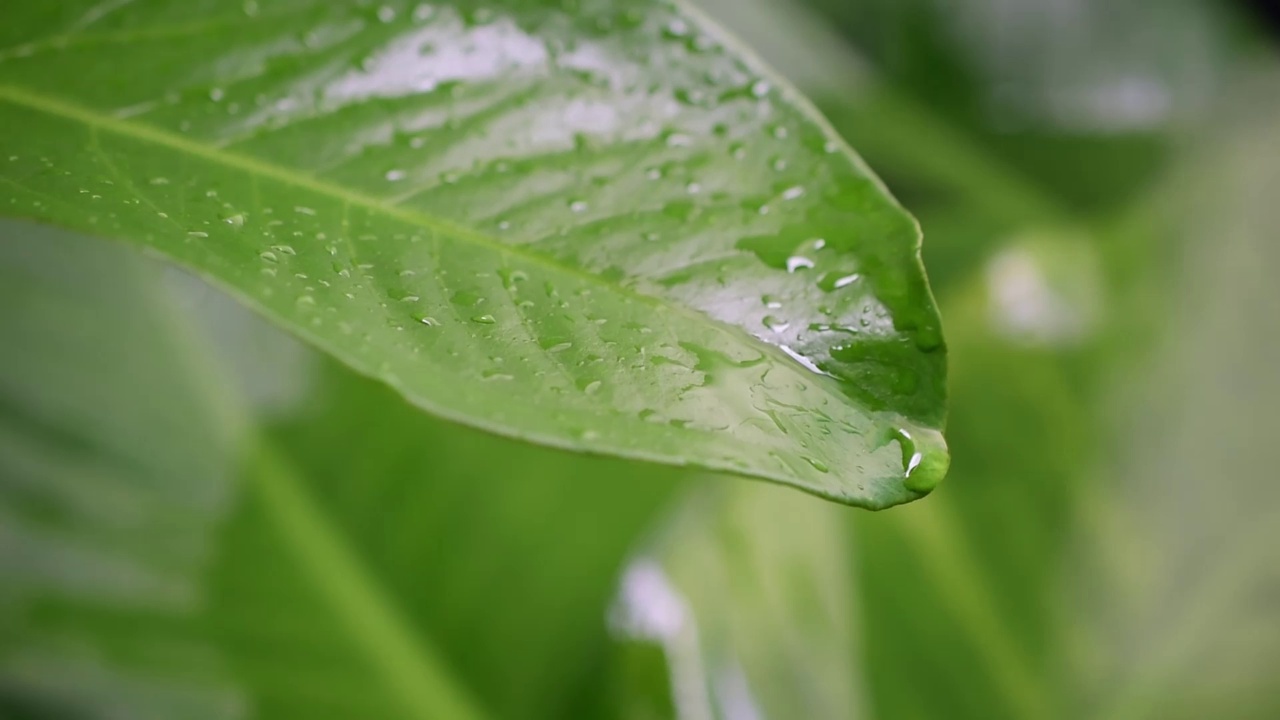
[569,200,588,213]
[817,271,860,292]
[471,314,496,324]
[260,250,278,263]
[762,295,782,309]
[778,345,830,376]
[762,315,790,333]
[385,169,406,182]
[582,380,602,395]
[893,426,949,494]
[751,80,770,98]
[377,5,396,22]
[498,268,529,289]
[223,213,245,228]
[915,324,944,352]
[781,185,805,201]
[188,231,208,238]
[149,177,170,186]
[419,316,440,326]
[805,457,830,473]
[294,206,316,216]
[786,256,814,272]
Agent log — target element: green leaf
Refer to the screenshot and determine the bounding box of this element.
[263,354,686,719]
[0,0,947,508]
[0,222,685,720]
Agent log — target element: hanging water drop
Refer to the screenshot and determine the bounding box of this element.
[892,426,949,494]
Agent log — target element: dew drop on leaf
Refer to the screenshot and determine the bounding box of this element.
[805,457,830,473]
[893,426,949,494]
[786,256,814,272]
[762,315,790,333]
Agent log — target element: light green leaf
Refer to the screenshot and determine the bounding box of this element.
[1063,74,1280,720]
[609,481,863,719]
[0,222,685,720]
[0,0,946,507]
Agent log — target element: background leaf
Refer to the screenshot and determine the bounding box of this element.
[609,481,862,719]
[0,0,947,507]
[1061,72,1280,720]
[0,221,686,720]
